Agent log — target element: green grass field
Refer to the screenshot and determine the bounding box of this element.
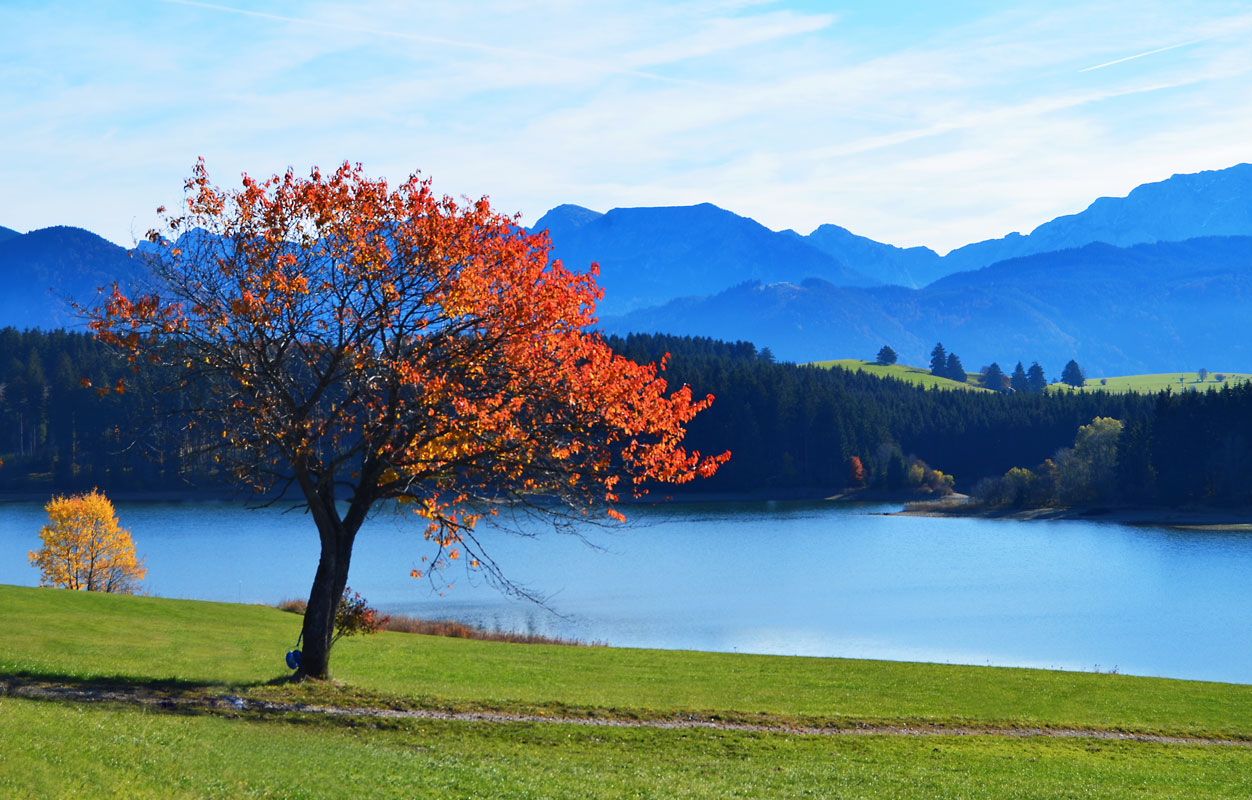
[810,359,989,390]
[6,698,1250,800]
[812,360,1252,396]
[1049,371,1252,394]
[3,584,1251,798]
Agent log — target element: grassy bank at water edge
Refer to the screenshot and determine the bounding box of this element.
[3,584,1251,798]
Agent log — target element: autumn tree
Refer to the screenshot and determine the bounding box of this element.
[1053,417,1123,504]
[89,161,728,679]
[28,489,146,592]
[847,455,865,487]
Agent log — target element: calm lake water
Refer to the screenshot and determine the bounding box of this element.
[3,499,1250,684]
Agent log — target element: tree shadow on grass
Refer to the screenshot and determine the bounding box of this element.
[0,668,302,718]
[0,669,433,732]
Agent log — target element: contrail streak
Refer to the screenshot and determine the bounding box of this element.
[1079,38,1205,72]
[157,0,701,85]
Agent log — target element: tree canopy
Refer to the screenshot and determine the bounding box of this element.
[929,342,948,376]
[89,161,727,678]
[1010,362,1029,393]
[1027,362,1048,394]
[945,352,966,383]
[982,362,1005,391]
[28,489,145,593]
[875,345,898,365]
[1061,360,1086,388]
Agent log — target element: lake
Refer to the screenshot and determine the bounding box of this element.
[3,499,1250,684]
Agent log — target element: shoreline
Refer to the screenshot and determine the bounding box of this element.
[895,500,1252,531]
[6,488,1246,531]
[0,488,286,504]
[0,487,943,507]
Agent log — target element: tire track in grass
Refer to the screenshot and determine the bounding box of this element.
[4,678,1248,747]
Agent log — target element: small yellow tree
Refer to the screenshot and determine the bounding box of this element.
[28,489,146,593]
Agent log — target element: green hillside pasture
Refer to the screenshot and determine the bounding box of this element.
[810,359,988,391]
[1050,372,1252,394]
[4,697,1251,800]
[813,362,1252,395]
[3,584,1249,739]
[6,585,1252,798]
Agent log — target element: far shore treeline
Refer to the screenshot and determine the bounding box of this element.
[1,327,1250,507]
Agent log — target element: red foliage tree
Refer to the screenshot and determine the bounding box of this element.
[848,456,865,487]
[90,161,728,678]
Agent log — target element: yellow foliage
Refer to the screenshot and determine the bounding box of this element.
[28,489,146,593]
[907,463,925,487]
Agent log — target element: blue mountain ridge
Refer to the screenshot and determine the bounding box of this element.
[536,163,1252,297]
[5,162,1252,375]
[795,223,944,288]
[600,236,1252,376]
[0,226,145,331]
[530,202,880,315]
[939,163,1252,273]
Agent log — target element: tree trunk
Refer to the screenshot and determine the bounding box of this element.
[293,481,358,680]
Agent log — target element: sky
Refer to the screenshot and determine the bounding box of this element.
[2,0,1250,254]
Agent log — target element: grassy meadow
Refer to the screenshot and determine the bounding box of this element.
[3,584,1252,798]
[812,359,1252,396]
[7,697,1251,800]
[810,359,988,390]
[1051,371,1252,394]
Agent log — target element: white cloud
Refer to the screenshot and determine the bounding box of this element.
[1,0,1250,255]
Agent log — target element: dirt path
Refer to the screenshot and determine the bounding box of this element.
[3,678,1247,747]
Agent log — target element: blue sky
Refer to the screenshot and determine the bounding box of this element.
[2,0,1250,253]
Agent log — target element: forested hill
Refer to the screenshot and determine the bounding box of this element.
[611,333,1252,506]
[0,328,199,494]
[2,328,1249,506]
[608,334,1151,495]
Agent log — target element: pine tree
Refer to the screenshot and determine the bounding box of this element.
[945,352,966,383]
[1027,362,1047,393]
[1061,359,1086,388]
[929,342,948,376]
[982,362,1006,391]
[1010,361,1029,393]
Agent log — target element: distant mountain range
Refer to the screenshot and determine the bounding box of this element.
[603,236,1252,376]
[792,223,945,288]
[0,226,143,331]
[938,163,1252,274]
[530,202,879,315]
[3,163,1251,375]
[535,164,1252,294]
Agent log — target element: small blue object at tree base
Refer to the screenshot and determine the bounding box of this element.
[286,632,303,670]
